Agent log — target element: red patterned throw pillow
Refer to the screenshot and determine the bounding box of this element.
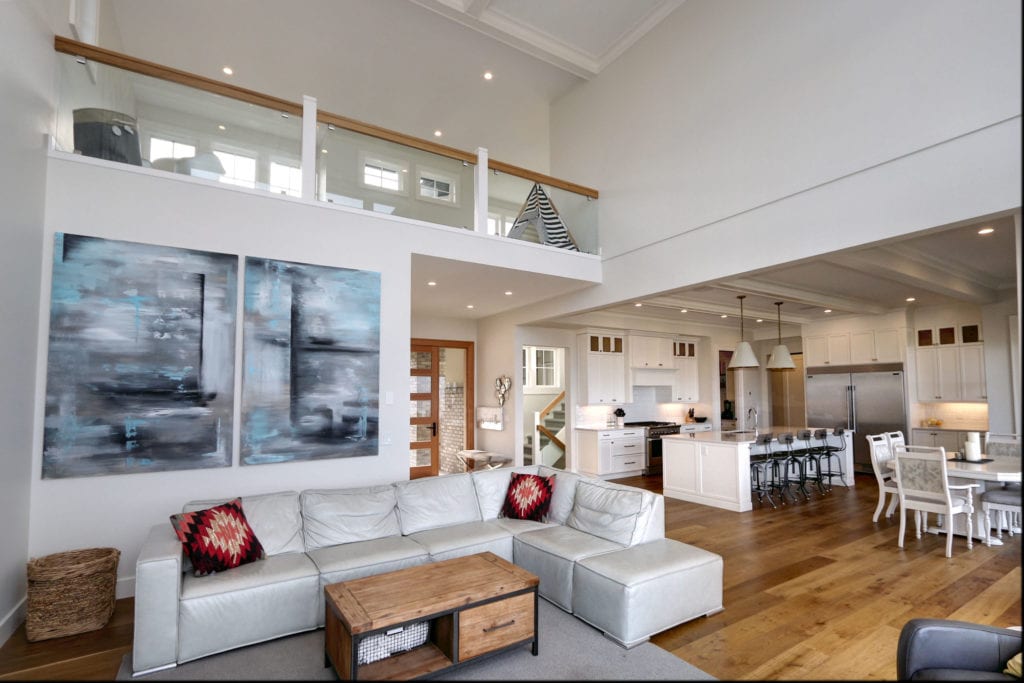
[170,498,265,576]
[502,473,554,521]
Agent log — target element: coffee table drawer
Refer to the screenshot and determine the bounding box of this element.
[458,592,535,661]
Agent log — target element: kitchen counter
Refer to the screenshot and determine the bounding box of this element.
[662,427,855,512]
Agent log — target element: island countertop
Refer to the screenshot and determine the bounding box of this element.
[663,426,850,445]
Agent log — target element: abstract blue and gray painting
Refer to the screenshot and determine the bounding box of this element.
[42,233,237,478]
[241,257,380,465]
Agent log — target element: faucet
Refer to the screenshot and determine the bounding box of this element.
[747,407,758,434]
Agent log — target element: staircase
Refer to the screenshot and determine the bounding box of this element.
[527,392,566,469]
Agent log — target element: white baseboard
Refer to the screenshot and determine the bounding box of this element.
[0,596,26,648]
[117,575,136,600]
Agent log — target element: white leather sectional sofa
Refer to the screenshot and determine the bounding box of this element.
[132,465,723,675]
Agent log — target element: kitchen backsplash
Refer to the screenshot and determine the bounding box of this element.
[575,386,713,427]
[910,402,989,430]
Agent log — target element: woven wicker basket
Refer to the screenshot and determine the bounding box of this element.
[26,547,120,642]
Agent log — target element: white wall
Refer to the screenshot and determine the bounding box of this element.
[28,154,594,600]
[551,0,1022,259]
[981,295,1020,433]
[0,0,55,645]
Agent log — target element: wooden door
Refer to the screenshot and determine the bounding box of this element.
[409,339,475,479]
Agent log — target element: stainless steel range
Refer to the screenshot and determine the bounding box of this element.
[624,421,682,476]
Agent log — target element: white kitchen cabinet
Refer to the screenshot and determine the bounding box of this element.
[672,356,699,402]
[629,335,673,369]
[577,429,645,477]
[662,436,750,512]
[915,344,986,402]
[958,344,987,401]
[850,329,903,364]
[912,429,965,454]
[579,333,627,405]
[805,333,851,366]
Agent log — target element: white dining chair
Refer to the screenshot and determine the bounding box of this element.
[982,487,1022,546]
[893,445,978,558]
[868,433,899,523]
[983,432,1021,532]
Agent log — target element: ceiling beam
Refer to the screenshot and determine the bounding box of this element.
[822,248,998,304]
[711,278,890,316]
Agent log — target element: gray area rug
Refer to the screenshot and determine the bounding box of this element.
[118,599,715,680]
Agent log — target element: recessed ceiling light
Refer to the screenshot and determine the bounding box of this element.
[978,227,994,235]
[222,66,233,76]
[906,297,916,302]
[433,130,443,137]
[217,124,226,130]
[720,314,728,319]
[427,281,436,286]
[466,304,474,309]
[634,303,643,307]
[680,309,688,313]
[321,148,328,154]
[483,71,493,80]
[756,319,764,323]
[824,309,833,314]
[504,291,513,296]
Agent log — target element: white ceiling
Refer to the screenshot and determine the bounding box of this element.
[407,0,684,78]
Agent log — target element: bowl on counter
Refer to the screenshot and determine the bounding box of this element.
[694,417,707,423]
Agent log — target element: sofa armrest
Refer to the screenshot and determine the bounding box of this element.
[638,494,665,543]
[133,523,183,674]
[897,618,1022,680]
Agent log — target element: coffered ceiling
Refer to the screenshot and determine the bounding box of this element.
[407,0,684,78]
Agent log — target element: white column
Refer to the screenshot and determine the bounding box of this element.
[301,95,317,201]
[474,146,489,234]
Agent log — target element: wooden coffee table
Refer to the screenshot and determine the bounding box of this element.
[324,551,539,680]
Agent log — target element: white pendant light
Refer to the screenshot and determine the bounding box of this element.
[727,295,759,368]
[766,301,796,370]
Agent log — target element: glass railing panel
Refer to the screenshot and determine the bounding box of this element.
[489,171,598,255]
[316,123,476,230]
[54,53,303,195]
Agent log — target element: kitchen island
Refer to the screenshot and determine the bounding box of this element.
[662,428,854,512]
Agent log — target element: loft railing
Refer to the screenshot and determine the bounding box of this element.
[53,37,599,253]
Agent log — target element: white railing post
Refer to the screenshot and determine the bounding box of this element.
[474,146,489,234]
[301,95,317,201]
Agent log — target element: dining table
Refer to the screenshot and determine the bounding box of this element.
[885,455,1021,546]
[943,457,1021,545]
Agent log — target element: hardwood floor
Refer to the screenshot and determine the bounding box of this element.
[0,473,1019,680]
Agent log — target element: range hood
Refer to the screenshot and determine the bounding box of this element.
[631,368,675,387]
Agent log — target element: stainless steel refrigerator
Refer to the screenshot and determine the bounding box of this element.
[805,364,907,474]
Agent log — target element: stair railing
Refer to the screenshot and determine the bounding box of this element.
[535,391,566,466]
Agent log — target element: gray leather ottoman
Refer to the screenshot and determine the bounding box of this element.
[571,538,723,648]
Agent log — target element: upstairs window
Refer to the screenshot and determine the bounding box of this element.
[417,167,458,206]
[269,161,302,197]
[523,346,563,393]
[148,136,194,163]
[360,153,407,194]
[213,149,256,189]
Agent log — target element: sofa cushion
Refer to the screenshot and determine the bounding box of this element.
[472,466,539,520]
[406,520,513,562]
[538,466,583,525]
[503,472,554,521]
[394,473,481,535]
[567,480,651,546]
[300,485,400,551]
[490,517,555,536]
[171,499,265,576]
[183,491,304,557]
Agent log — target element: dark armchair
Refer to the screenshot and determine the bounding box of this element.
[898,618,1021,680]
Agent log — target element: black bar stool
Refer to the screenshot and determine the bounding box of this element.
[771,433,802,502]
[816,427,847,488]
[750,433,778,508]
[796,429,828,496]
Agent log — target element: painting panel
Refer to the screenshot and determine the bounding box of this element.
[241,257,381,464]
[43,233,237,478]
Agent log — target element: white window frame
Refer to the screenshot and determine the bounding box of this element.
[358,151,408,195]
[140,122,199,164]
[523,346,563,394]
[211,144,258,189]
[268,157,302,197]
[415,165,460,207]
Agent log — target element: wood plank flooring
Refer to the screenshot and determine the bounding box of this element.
[0,472,1019,680]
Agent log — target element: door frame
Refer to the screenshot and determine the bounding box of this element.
[409,338,475,479]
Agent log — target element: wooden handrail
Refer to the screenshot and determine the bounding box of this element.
[538,391,566,423]
[54,36,303,116]
[54,36,599,199]
[536,425,565,453]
